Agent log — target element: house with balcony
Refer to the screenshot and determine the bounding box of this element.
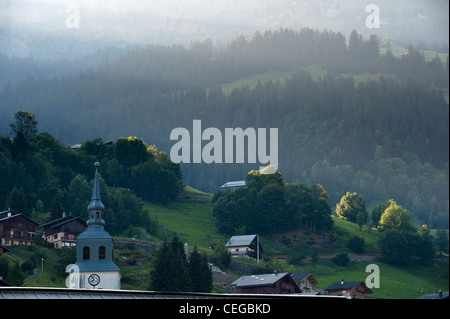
[324,280,373,298]
[0,209,38,246]
[225,234,263,260]
[291,273,318,293]
[40,214,87,248]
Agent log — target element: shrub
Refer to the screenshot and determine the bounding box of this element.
[347,235,365,254]
[332,253,350,267]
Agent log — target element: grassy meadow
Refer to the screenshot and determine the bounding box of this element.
[2,194,448,298]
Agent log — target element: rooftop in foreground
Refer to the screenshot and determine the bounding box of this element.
[0,286,349,300]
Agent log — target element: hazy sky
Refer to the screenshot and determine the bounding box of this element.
[1,0,448,59]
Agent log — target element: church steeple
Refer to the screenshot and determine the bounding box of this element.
[68,161,121,290]
[87,162,106,226]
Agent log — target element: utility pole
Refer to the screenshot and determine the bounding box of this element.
[257,235,260,265]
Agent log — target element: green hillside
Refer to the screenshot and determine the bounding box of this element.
[219,64,326,94]
[3,191,447,298]
[145,198,449,299]
[143,196,227,251]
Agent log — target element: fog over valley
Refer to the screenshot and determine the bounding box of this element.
[1,0,448,60]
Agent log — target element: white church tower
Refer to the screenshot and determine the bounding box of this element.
[67,162,121,289]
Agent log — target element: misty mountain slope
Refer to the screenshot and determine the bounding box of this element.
[0,28,448,228]
[1,0,448,61]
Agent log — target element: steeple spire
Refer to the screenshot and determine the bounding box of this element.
[87,162,105,226]
[69,161,121,290]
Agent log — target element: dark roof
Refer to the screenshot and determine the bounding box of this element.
[324,281,369,291]
[291,273,311,281]
[40,215,86,229]
[291,273,318,285]
[0,209,18,219]
[0,210,39,226]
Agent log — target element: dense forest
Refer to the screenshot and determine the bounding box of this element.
[0,111,183,234]
[0,28,448,228]
[213,169,333,235]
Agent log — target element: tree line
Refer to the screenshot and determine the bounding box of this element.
[336,192,449,265]
[0,111,183,235]
[212,168,333,235]
[1,28,448,91]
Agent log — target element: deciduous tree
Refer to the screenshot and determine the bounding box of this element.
[379,199,414,231]
[336,192,367,224]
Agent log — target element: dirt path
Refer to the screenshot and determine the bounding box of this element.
[316,253,379,263]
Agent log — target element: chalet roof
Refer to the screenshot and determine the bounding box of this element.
[226,234,256,247]
[226,234,253,246]
[0,209,18,219]
[40,215,86,229]
[291,273,312,281]
[231,272,302,293]
[324,280,372,293]
[0,210,38,226]
[219,181,246,189]
[291,273,318,284]
[231,272,291,287]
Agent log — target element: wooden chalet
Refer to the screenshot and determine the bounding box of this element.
[225,234,263,259]
[231,272,301,294]
[324,280,373,298]
[0,209,38,246]
[291,273,318,293]
[40,214,87,248]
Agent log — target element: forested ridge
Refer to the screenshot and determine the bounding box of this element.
[0,28,448,228]
[0,112,183,234]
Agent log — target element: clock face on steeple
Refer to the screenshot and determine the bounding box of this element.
[88,274,101,286]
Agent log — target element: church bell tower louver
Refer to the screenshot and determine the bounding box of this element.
[67,162,121,289]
